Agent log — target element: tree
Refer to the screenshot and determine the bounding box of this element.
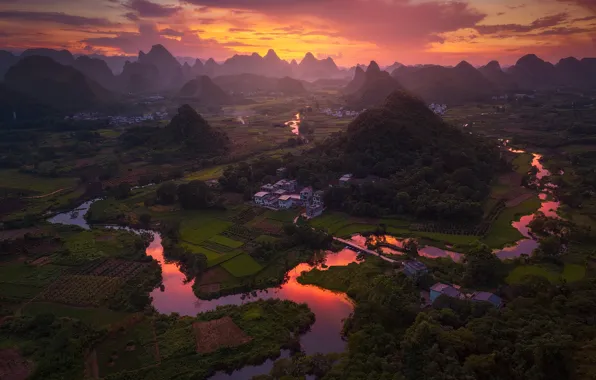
[156,182,178,204]
[462,243,502,287]
[177,180,213,210]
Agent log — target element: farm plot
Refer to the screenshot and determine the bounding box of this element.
[180,216,233,246]
[221,225,260,243]
[155,319,196,360]
[22,302,131,328]
[61,230,142,264]
[75,259,147,279]
[38,275,123,307]
[221,255,263,277]
[0,349,32,380]
[193,316,252,354]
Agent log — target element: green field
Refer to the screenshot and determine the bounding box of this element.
[506,264,586,284]
[184,165,225,181]
[483,196,541,248]
[61,229,140,263]
[221,254,263,277]
[0,169,78,193]
[22,302,131,327]
[208,235,244,249]
[0,263,65,287]
[180,242,223,262]
[179,213,233,246]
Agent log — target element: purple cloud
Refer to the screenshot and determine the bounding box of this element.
[0,10,118,26]
[125,0,182,18]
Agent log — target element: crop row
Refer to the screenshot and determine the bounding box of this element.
[39,275,123,307]
[199,241,233,253]
[75,259,146,279]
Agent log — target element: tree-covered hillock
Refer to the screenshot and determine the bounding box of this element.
[287,91,500,220]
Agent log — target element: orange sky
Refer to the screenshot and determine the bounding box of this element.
[0,0,594,66]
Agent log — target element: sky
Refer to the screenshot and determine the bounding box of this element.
[0,0,595,66]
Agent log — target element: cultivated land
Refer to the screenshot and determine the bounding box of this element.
[2,87,596,379]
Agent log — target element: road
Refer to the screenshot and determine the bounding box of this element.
[333,237,400,264]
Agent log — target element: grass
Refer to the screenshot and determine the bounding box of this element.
[512,153,533,175]
[506,263,586,284]
[0,169,77,194]
[179,213,233,246]
[184,165,225,181]
[264,210,296,223]
[208,235,244,249]
[180,242,224,262]
[255,235,280,244]
[22,302,131,327]
[61,230,139,263]
[483,196,541,248]
[221,254,263,277]
[0,263,65,287]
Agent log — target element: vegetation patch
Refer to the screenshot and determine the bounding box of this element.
[506,263,586,284]
[22,302,131,328]
[206,234,244,249]
[193,316,252,354]
[221,254,263,277]
[0,348,32,380]
[95,318,158,377]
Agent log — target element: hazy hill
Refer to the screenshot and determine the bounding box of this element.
[20,48,74,66]
[118,61,159,93]
[478,60,518,92]
[297,52,341,80]
[4,56,112,111]
[393,61,496,104]
[276,76,307,94]
[556,57,596,89]
[507,54,560,90]
[0,50,18,79]
[73,56,117,91]
[138,44,184,89]
[346,61,403,108]
[179,75,231,105]
[120,104,229,158]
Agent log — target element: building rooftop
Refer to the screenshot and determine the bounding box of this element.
[431,283,462,298]
[301,186,313,192]
[278,195,292,201]
[254,191,269,197]
[471,291,501,304]
[404,260,427,271]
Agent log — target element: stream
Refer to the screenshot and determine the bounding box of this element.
[48,202,357,379]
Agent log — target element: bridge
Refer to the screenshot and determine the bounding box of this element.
[334,237,399,264]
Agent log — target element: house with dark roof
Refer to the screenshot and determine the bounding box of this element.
[470,291,503,308]
[403,260,428,279]
[430,283,463,303]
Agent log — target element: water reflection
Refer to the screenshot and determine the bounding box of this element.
[46,199,99,230]
[285,113,301,135]
[494,152,560,259]
[418,246,463,262]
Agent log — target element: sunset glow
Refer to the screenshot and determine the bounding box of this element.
[1,0,594,66]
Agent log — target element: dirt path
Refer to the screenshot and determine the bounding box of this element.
[505,193,534,208]
[22,188,69,199]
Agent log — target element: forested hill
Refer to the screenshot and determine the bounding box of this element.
[287,91,500,220]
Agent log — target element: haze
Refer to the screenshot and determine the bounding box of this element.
[1,0,595,66]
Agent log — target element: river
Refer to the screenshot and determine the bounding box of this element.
[347,150,560,261]
[48,203,357,378]
[285,113,301,136]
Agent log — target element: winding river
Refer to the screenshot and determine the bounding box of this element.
[48,203,357,378]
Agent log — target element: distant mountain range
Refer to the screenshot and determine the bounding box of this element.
[0,43,594,114]
[344,55,596,106]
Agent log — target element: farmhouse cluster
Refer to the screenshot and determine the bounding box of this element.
[253,168,326,219]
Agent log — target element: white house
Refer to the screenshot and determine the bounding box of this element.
[278,195,294,209]
[254,192,270,205]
